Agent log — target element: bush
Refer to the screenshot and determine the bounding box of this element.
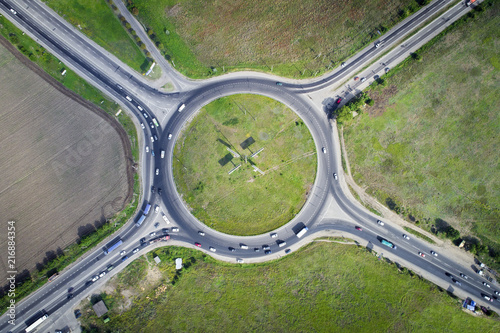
[366,98,374,106]
[131,7,139,16]
[445,226,460,240]
[125,22,131,29]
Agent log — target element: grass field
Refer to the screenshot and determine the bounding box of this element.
[79,242,500,332]
[0,42,130,283]
[342,2,500,252]
[128,0,427,78]
[172,94,316,235]
[44,0,148,72]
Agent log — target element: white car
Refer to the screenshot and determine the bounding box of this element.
[403,234,410,240]
[483,282,491,288]
[10,8,17,15]
[168,133,172,140]
[160,150,165,159]
[137,105,144,111]
[132,248,140,254]
[270,233,278,238]
[143,112,148,118]
[333,173,338,180]
[140,123,145,129]
[360,77,367,83]
[154,205,159,213]
[236,258,244,263]
[375,42,381,48]
[91,275,99,282]
[322,147,326,154]
[430,251,438,257]
[150,136,154,143]
[377,220,385,226]
[99,271,106,278]
[162,212,170,223]
[341,62,346,67]
[155,168,159,176]
[150,232,156,237]
[171,227,179,232]
[209,247,216,252]
[198,231,205,236]
[120,250,126,255]
[145,146,149,152]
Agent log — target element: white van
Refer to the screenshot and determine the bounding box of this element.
[178,103,186,112]
[278,241,286,247]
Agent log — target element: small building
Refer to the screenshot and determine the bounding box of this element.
[92,300,108,318]
[175,258,182,270]
[154,256,161,264]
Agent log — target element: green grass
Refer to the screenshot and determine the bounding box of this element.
[129,0,429,78]
[403,227,436,244]
[173,94,316,235]
[79,242,500,332]
[44,0,148,72]
[0,15,141,315]
[342,1,500,256]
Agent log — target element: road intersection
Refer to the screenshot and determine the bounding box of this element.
[0,0,497,331]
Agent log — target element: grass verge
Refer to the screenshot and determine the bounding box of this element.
[0,15,141,314]
[79,242,500,332]
[341,0,500,266]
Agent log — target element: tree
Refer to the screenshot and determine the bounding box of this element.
[445,226,460,239]
[131,7,139,16]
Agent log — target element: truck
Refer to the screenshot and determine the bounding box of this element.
[25,313,49,332]
[149,235,170,245]
[136,214,146,227]
[144,203,151,215]
[103,238,123,255]
[380,239,397,249]
[296,226,309,238]
[466,0,476,6]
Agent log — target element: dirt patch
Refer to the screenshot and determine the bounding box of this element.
[366,84,398,117]
[0,36,133,283]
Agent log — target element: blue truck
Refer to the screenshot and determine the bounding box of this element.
[103,238,123,255]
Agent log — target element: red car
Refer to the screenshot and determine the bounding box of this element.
[355,226,362,231]
[195,242,201,247]
[336,98,342,104]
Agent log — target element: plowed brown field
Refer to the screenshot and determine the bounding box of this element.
[0,40,131,282]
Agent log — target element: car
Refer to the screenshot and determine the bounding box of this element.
[146,146,150,152]
[262,245,271,250]
[322,147,326,154]
[162,228,169,234]
[125,95,132,101]
[270,233,278,238]
[154,222,160,228]
[120,250,126,256]
[445,272,453,278]
[360,77,367,82]
[10,8,17,15]
[91,275,99,282]
[160,150,165,159]
[403,234,410,240]
[107,265,114,271]
[158,188,162,195]
[229,247,236,252]
[151,186,155,193]
[155,168,159,176]
[483,294,493,302]
[483,282,491,288]
[154,134,158,141]
[418,252,425,257]
[74,309,82,319]
[149,122,154,129]
[67,293,74,300]
[377,220,385,226]
[137,105,144,111]
[385,67,390,73]
[333,173,338,180]
[161,212,169,223]
[452,278,461,286]
[494,291,500,295]
[151,150,155,157]
[354,76,359,81]
[240,244,248,249]
[254,247,260,252]
[140,237,146,245]
[168,133,172,140]
[285,249,291,254]
[276,82,283,86]
[236,258,244,263]
[341,62,346,67]
[355,226,362,231]
[99,271,106,278]
[132,248,139,254]
[198,231,205,236]
[154,205,159,213]
[150,232,156,237]
[178,103,186,112]
[459,273,468,279]
[143,112,148,118]
[264,250,272,255]
[375,42,381,48]
[336,98,342,104]
[150,136,154,143]
[171,227,179,232]
[209,247,216,252]
[121,256,128,261]
[195,242,201,247]
[140,123,145,129]
[430,251,438,257]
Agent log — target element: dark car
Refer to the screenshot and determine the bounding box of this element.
[276,82,283,86]
[336,98,342,104]
[158,188,162,195]
[67,293,74,300]
[355,226,362,231]
[285,249,291,254]
[74,309,82,319]
[151,186,155,193]
[140,237,146,245]
[254,247,260,252]
[452,278,461,286]
[229,247,236,252]
[265,250,272,255]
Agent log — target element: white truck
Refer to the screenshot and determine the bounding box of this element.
[296,226,309,238]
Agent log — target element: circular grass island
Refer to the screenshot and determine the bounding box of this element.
[172,94,317,235]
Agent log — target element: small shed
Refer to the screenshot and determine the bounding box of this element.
[154,256,161,264]
[175,258,182,270]
[92,300,108,318]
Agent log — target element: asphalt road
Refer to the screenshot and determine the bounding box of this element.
[0,0,498,331]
